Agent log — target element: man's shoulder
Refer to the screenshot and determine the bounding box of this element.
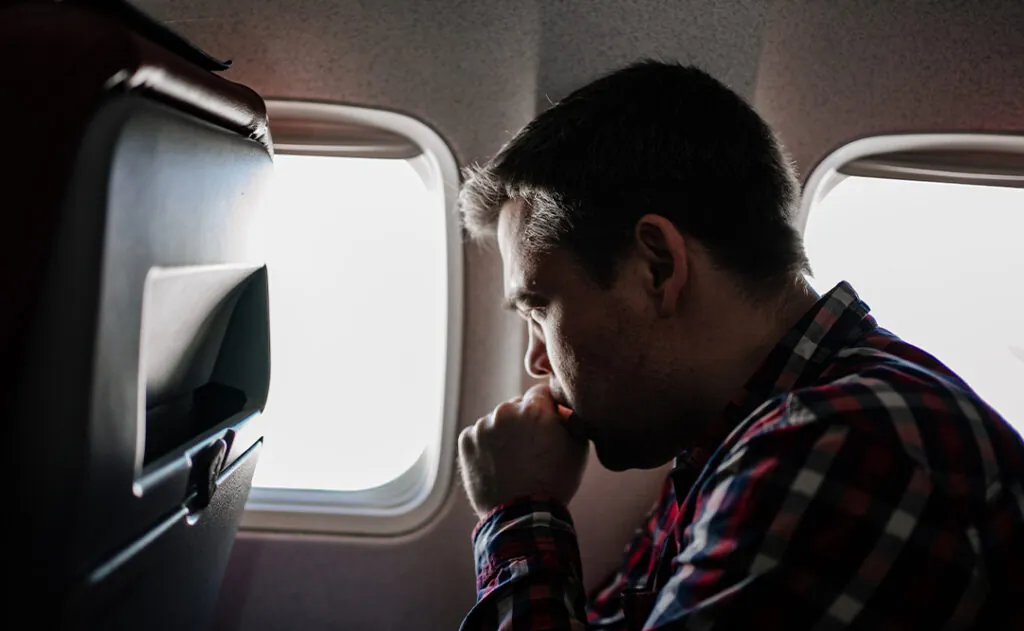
[736,336,1022,483]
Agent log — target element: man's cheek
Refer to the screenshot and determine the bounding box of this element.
[551,332,581,378]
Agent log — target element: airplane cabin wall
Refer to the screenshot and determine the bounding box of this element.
[134,1,773,629]
[754,0,1024,181]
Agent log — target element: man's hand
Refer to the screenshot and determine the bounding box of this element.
[458,384,589,519]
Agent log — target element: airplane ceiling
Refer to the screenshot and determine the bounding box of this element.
[135,0,771,166]
[140,0,1024,178]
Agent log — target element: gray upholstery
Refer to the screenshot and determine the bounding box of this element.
[4,4,273,629]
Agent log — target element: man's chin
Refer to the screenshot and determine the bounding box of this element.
[595,452,632,472]
[593,440,668,472]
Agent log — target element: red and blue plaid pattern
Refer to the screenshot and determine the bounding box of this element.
[461,282,1024,630]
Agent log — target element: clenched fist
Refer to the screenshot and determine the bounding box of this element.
[458,384,589,519]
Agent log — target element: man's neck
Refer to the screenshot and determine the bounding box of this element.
[695,276,821,420]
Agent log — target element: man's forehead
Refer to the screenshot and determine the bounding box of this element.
[497,200,532,294]
[496,199,525,258]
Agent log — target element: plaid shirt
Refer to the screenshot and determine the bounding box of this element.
[461,282,1024,630]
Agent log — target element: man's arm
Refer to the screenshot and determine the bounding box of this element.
[641,395,982,629]
[461,497,587,631]
[461,477,678,631]
[458,385,590,631]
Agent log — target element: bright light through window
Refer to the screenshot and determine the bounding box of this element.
[804,176,1024,433]
[253,154,448,492]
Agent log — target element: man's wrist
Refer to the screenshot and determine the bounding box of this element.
[471,494,566,538]
[472,495,581,593]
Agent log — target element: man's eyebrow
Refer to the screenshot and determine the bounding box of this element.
[503,289,546,312]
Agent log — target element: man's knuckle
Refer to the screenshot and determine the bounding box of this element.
[522,395,544,411]
[458,426,475,450]
[492,401,519,423]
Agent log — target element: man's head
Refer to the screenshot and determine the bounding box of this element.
[460,60,810,471]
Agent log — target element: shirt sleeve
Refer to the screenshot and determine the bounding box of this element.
[460,496,588,631]
[642,395,982,629]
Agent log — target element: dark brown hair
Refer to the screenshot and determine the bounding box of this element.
[460,60,809,295]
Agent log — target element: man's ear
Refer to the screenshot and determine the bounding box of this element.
[634,215,688,317]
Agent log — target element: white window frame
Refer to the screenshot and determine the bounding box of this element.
[799,132,1024,234]
[241,100,463,536]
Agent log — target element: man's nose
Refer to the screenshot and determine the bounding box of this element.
[525,325,552,378]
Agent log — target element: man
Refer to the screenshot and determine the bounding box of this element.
[455,60,1024,630]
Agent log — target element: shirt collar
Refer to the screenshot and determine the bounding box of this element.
[671,281,877,485]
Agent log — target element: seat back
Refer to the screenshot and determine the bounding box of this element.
[3,3,273,629]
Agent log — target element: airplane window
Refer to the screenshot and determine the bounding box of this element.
[253,154,448,492]
[804,176,1024,433]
